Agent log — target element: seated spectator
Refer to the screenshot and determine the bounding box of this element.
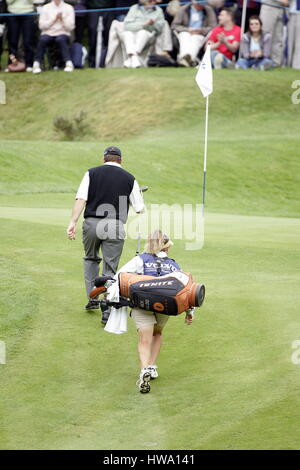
[259,0,288,67]
[32,0,75,73]
[171,0,216,67]
[207,7,241,68]
[288,0,300,69]
[105,11,173,67]
[236,16,272,70]
[6,0,35,72]
[122,0,165,68]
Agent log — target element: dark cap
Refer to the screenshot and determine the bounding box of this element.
[103,146,122,158]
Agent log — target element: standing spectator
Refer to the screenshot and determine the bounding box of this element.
[171,0,216,67]
[122,0,165,68]
[288,0,300,69]
[73,0,88,44]
[66,146,144,323]
[165,0,181,25]
[259,0,289,67]
[236,15,272,70]
[115,0,135,21]
[207,7,241,68]
[86,0,115,67]
[6,0,35,71]
[0,0,6,69]
[32,0,75,73]
[235,0,261,27]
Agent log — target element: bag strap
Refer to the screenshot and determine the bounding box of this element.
[153,254,162,276]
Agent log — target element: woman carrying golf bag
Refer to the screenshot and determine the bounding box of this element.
[117,229,195,394]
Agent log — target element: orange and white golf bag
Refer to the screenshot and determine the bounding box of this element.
[90,271,205,316]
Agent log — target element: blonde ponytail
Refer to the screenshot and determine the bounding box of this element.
[144,230,173,255]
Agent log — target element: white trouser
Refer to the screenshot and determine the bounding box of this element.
[288,13,300,70]
[155,21,173,53]
[123,29,155,56]
[260,5,284,66]
[178,31,205,61]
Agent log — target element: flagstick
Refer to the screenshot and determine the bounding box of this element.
[202,95,209,216]
[239,0,247,59]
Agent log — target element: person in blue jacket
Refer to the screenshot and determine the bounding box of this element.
[117,229,194,394]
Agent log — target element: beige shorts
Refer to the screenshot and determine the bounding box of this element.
[131,308,169,330]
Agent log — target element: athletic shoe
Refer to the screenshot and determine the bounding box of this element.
[82,46,88,67]
[259,62,272,71]
[101,309,110,325]
[177,57,190,67]
[213,53,223,69]
[226,61,236,70]
[64,60,74,72]
[85,299,100,310]
[131,55,141,68]
[136,368,151,393]
[26,67,33,72]
[148,365,158,379]
[182,54,198,67]
[124,57,132,68]
[32,61,42,74]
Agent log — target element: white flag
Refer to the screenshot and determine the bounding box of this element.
[195,45,213,98]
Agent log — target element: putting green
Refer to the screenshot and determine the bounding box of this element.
[0,207,299,450]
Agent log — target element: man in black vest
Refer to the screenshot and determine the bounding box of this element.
[67,146,144,322]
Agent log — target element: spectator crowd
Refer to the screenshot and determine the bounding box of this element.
[0,0,299,72]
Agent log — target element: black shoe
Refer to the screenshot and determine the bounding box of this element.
[101,309,110,325]
[85,300,100,310]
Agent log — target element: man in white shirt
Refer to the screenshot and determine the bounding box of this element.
[66,146,144,319]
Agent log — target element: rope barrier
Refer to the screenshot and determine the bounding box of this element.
[0,0,295,18]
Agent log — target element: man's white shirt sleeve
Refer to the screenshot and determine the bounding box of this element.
[76,171,89,200]
[129,180,145,213]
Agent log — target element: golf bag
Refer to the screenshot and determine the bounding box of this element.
[90,271,205,316]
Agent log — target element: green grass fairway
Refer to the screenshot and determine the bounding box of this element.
[0,69,300,450]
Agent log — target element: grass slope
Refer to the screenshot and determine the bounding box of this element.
[0,68,300,450]
[1,68,299,141]
[1,69,299,217]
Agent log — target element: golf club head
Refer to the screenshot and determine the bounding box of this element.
[139,185,148,193]
[94,276,114,287]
